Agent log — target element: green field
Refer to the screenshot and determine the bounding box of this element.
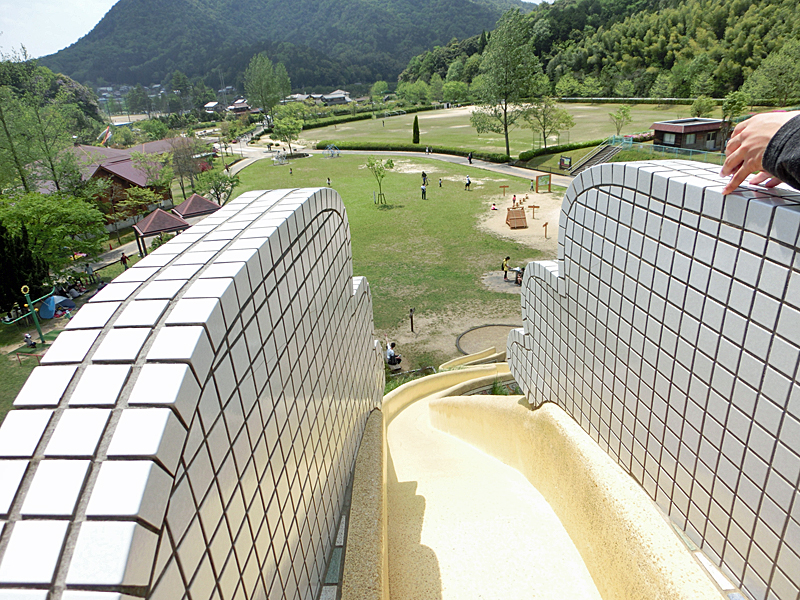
[237,153,546,334]
[298,103,699,158]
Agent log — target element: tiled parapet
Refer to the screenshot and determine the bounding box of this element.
[0,188,384,600]
[507,160,800,600]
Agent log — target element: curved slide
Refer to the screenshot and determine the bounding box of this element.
[385,369,602,600]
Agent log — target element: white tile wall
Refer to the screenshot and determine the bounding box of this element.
[509,161,800,600]
[0,188,382,600]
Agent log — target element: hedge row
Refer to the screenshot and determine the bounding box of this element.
[314,140,510,163]
[518,138,605,162]
[301,113,374,131]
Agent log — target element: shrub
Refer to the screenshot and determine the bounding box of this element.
[315,140,509,163]
[519,138,605,161]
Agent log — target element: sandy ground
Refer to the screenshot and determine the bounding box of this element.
[380,301,522,370]
[388,396,603,600]
[477,187,562,258]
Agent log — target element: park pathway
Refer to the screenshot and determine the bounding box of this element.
[387,393,601,600]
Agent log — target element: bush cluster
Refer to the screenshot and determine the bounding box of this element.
[518,139,605,161]
[315,140,509,163]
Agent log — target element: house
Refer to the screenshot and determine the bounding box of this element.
[651,118,724,152]
[63,139,182,229]
[321,90,352,106]
[204,101,221,113]
[227,98,251,114]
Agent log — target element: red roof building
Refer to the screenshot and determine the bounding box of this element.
[172,193,221,219]
[651,118,724,152]
[132,209,190,256]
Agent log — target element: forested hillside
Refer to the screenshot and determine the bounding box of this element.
[40,0,529,89]
[400,0,800,99]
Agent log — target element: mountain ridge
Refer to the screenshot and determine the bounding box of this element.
[40,0,530,88]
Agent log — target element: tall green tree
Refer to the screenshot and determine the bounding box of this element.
[721,90,750,141]
[0,193,107,275]
[742,40,800,106]
[523,97,575,148]
[126,84,151,116]
[412,115,420,144]
[196,171,240,205]
[270,114,302,155]
[371,81,389,100]
[244,53,291,123]
[430,73,444,103]
[470,10,547,158]
[690,95,715,118]
[0,223,50,311]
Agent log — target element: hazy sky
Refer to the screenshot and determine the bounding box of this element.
[0,0,541,60]
[0,0,120,58]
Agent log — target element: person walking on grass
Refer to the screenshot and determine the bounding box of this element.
[465,175,471,191]
[421,184,427,200]
[120,252,129,270]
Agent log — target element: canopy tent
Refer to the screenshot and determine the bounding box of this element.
[133,208,190,256]
[172,193,220,219]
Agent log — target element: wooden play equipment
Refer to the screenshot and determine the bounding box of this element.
[506,207,528,229]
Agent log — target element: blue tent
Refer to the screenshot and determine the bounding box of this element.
[39,296,76,319]
[39,297,55,319]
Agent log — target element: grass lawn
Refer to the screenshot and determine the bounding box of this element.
[297,103,698,158]
[0,357,36,423]
[237,153,544,335]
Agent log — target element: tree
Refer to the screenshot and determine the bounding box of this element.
[0,86,33,193]
[0,223,50,312]
[430,73,444,103]
[522,97,575,148]
[470,10,547,157]
[691,95,715,118]
[170,71,192,112]
[270,115,302,155]
[555,74,581,98]
[443,81,469,104]
[117,187,159,223]
[244,53,291,123]
[742,40,800,106]
[126,84,151,117]
[721,90,750,141]
[0,192,107,276]
[614,80,635,98]
[446,59,465,83]
[580,76,603,99]
[365,156,393,204]
[412,115,420,144]
[196,171,240,205]
[169,138,201,199]
[609,104,633,136]
[371,81,389,101]
[649,72,673,100]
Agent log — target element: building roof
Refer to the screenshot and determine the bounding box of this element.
[173,193,220,219]
[651,118,723,134]
[134,208,190,237]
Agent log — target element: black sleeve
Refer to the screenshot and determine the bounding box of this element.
[763,113,800,191]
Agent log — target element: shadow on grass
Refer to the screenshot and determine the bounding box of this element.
[376,204,404,211]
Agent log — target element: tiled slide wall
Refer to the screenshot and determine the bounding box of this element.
[0,188,385,600]
[507,161,800,600]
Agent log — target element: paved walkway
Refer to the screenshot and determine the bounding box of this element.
[387,395,601,599]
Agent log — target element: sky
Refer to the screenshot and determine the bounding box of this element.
[0,0,120,58]
[0,0,541,60]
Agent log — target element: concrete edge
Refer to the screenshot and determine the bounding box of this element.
[341,409,388,600]
[428,396,723,600]
[382,363,510,424]
[435,372,516,398]
[439,347,497,370]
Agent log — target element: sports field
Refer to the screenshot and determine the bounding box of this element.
[299,103,699,158]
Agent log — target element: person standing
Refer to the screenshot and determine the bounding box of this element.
[120,252,129,270]
[438,178,442,188]
[327,177,331,186]
[421,184,427,200]
[421,171,428,186]
[502,256,510,281]
[465,175,471,191]
[468,152,473,164]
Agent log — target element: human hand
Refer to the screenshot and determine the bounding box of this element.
[720,110,800,194]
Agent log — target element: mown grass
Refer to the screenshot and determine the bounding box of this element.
[236,153,542,330]
[297,103,698,158]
